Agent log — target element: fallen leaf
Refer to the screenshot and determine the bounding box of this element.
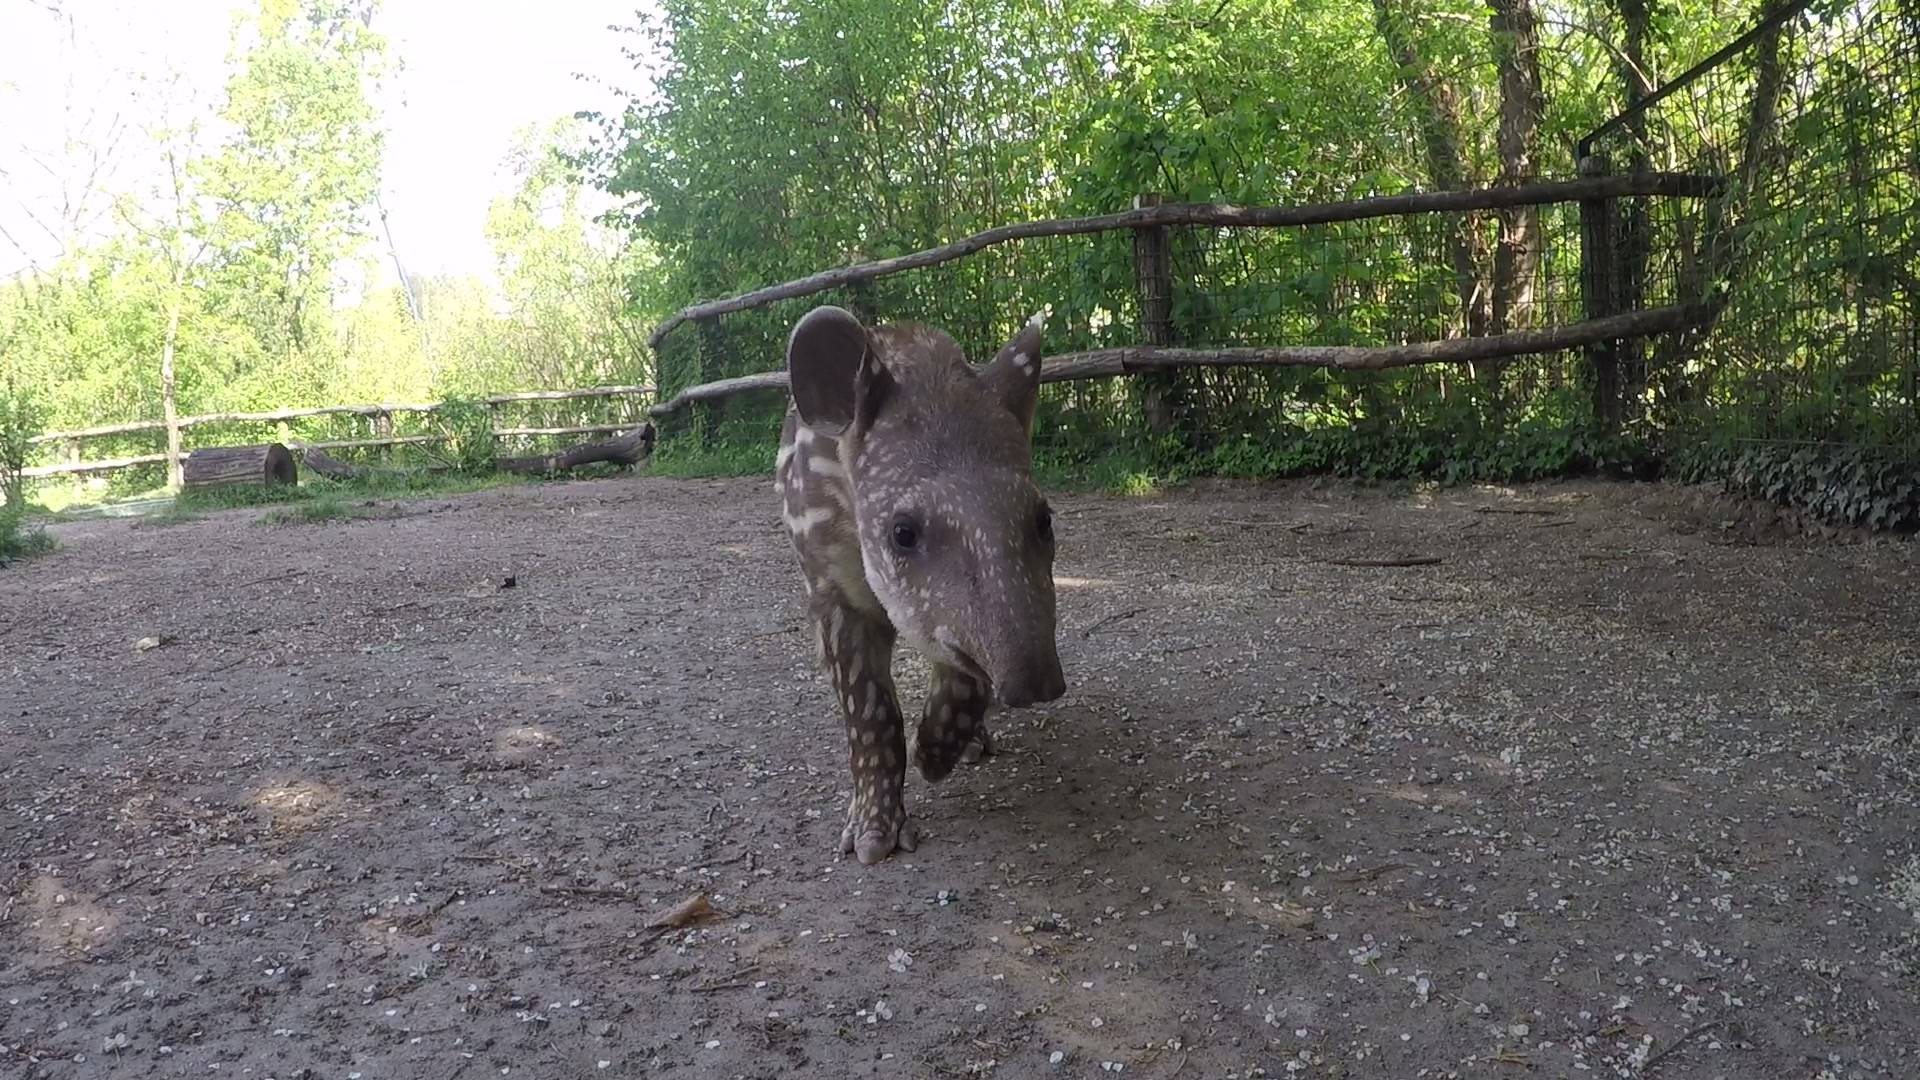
[1242,895,1316,931]
[646,893,720,930]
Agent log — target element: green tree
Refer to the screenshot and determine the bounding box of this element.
[116,76,216,489]
[474,119,659,392]
[198,0,388,358]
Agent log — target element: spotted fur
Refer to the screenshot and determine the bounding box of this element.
[777,306,1065,865]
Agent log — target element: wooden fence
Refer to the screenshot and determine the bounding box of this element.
[26,172,1731,480]
[27,384,656,481]
[642,172,1729,426]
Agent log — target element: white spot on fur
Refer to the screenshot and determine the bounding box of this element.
[785,506,834,533]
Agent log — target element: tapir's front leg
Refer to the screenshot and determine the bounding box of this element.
[816,602,918,864]
[913,663,993,783]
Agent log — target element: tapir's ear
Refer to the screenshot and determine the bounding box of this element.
[979,308,1047,435]
[786,305,892,436]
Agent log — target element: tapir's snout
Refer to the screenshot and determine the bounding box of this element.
[993,652,1066,708]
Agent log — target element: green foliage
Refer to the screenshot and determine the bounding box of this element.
[645,438,776,479]
[0,507,55,564]
[197,0,389,355]
[140,470,529,527]
[176,483,312,511]
[1678,443,1920,532]
[1,378,43,509]
[5,0,1915,535]
[430,395,499,474]
[256,496,396,526]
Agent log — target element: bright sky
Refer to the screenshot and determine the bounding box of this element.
[0,0,659,286]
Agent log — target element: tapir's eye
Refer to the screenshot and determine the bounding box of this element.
[890,515,921,552]
[1036,505,1054,543]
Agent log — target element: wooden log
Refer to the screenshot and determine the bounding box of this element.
[496,425,656,475]
[182,443,298,490]
[1039,304,1715,380]
[297,446,368,481]
[482,385,655,405]
[493,423,646,438]
[300,434,444,452]
[648,372,791,419]
[648,304,1716,419]
[646,172,1727,345]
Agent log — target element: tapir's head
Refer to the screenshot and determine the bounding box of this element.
[785,305,1066,708]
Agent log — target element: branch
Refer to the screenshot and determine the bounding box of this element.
[646,174,1725,345]
[646,304,1715,419]
[1540,17,1656,97]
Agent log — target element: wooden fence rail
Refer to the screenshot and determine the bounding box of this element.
[646,304,1717,419]
[646,172,1724,345]
[31,384,656,444]
[25,384,657,481]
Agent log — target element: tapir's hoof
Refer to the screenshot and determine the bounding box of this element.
[959,725,995,765]
[840,808,919,865]
[913,725,992,783]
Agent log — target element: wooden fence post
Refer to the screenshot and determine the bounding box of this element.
[1578,154,1621,429]
[694,315,724,449]
[1131,193,1186,439]
[373,409,393,465]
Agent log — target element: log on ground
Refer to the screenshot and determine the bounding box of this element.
[296,446,435,482]
[298,446,363,481]
[495,424,657,475]
[182,443,298,489]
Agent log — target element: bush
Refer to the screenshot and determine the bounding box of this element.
[432,395,498,474]
[0,378,41,510]
[0,508,53,564]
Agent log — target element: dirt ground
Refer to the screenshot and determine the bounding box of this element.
[3,474,1918,1080]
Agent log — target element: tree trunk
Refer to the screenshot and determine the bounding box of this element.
[162,295,184,490]
[1489,0,1546,338]
[182,443,298,489]
[1371,0,1491,339]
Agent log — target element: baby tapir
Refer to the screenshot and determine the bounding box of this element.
[776,305,1067,864]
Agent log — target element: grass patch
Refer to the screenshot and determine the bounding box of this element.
[647,440,777,478]
[1035,443,1182,496]
[0,509,55,564]
[33,482,171,515]
[131,470,533,527]
[256,496,398,526]
[131,505,208,529]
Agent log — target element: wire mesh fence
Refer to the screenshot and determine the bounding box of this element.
[1586,0,1920,469]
